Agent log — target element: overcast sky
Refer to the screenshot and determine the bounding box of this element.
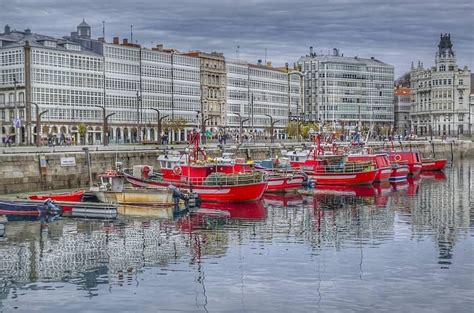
[1,0,473,78]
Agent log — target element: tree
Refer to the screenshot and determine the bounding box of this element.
[301,122,320,139]
[285,121,301,138]
[78,123,87,144]
[163,118,188,143]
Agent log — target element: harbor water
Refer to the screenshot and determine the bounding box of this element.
[0,160,473,313]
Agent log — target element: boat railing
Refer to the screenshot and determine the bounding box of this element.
[307,161,375,174]
[183,172,265,186]
[259,168,303,177]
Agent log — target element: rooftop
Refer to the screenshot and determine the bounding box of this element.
[0,25,101,57]
[298,53,393,68]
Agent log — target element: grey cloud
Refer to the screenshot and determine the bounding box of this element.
[1,0,472,77]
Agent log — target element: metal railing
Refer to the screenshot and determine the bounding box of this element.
[304,161,375,174]
[180,172,265,186]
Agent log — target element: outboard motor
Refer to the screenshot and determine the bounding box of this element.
[168,184,201,209]
[44,199,62,215]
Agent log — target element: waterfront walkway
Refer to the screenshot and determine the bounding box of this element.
[0,138,469,155]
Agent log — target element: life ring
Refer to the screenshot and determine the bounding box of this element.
[142,165,151,178]
[394,154,402,162]
[173,165,182,176]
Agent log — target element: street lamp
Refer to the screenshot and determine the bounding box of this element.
[148,108,168,145]
[263,114,280,143]
[136,90,142,142]
[94,105,115,146]
[469,101,472,137]
[32,103,48,147]
[12,75,20,145]
[232,112,249,144]
[290,112,303,142]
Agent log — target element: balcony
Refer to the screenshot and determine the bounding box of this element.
[0,101,26,109]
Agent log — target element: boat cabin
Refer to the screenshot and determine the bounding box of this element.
[97,171,124,192]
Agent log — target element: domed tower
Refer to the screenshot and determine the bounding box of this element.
[77,19,91,39]
[435,33,456,72]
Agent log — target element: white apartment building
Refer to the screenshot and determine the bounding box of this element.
[410,34,471,137]
[298,48,394,131]
[0,21,202,145]
[0,24,104,145]
[226,59,301,139]
[99,41,201,143]
[69,21,201,143]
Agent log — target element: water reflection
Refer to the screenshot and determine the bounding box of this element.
[0,160,473,312]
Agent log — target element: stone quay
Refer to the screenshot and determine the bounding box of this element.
[0,140,472,195]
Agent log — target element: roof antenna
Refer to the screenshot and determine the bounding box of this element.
[264,48,267,64]
[102,21,105,39]
[236,45,240,59]
[130,24,133,43]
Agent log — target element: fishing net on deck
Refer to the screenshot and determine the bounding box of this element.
[203,172,264,186]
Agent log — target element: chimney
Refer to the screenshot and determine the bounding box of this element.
[24,28,31,35]
[123,38,128,45]
[257,59,262,65]
[113,37,119,44]
[4,25,10,34]
[310,46,313,56]
[333,48,339,56]
[156,44,163,51]
[266,61,272,67]
[370,56,375,60]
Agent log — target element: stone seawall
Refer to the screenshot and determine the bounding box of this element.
[0,140,472,195]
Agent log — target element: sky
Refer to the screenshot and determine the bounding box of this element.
[1,0,473,78]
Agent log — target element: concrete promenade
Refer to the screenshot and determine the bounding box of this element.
[0,138,472,155]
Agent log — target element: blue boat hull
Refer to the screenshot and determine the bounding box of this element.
[0,200,60,216]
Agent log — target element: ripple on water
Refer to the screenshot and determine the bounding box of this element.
[0,161,473,312]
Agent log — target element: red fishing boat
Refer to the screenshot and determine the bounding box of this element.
[28,190,85,202]
[389,163,409,182]
[387,151,422,176]
[124,130,267,203]
[348,153,392,182]
[288,134,378,186]
[302,154,377,186]
[258,169,306,192]
[124,173,266,203]
[265,175,305,192]
[253,158,307,192]
[421,158,447,171]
